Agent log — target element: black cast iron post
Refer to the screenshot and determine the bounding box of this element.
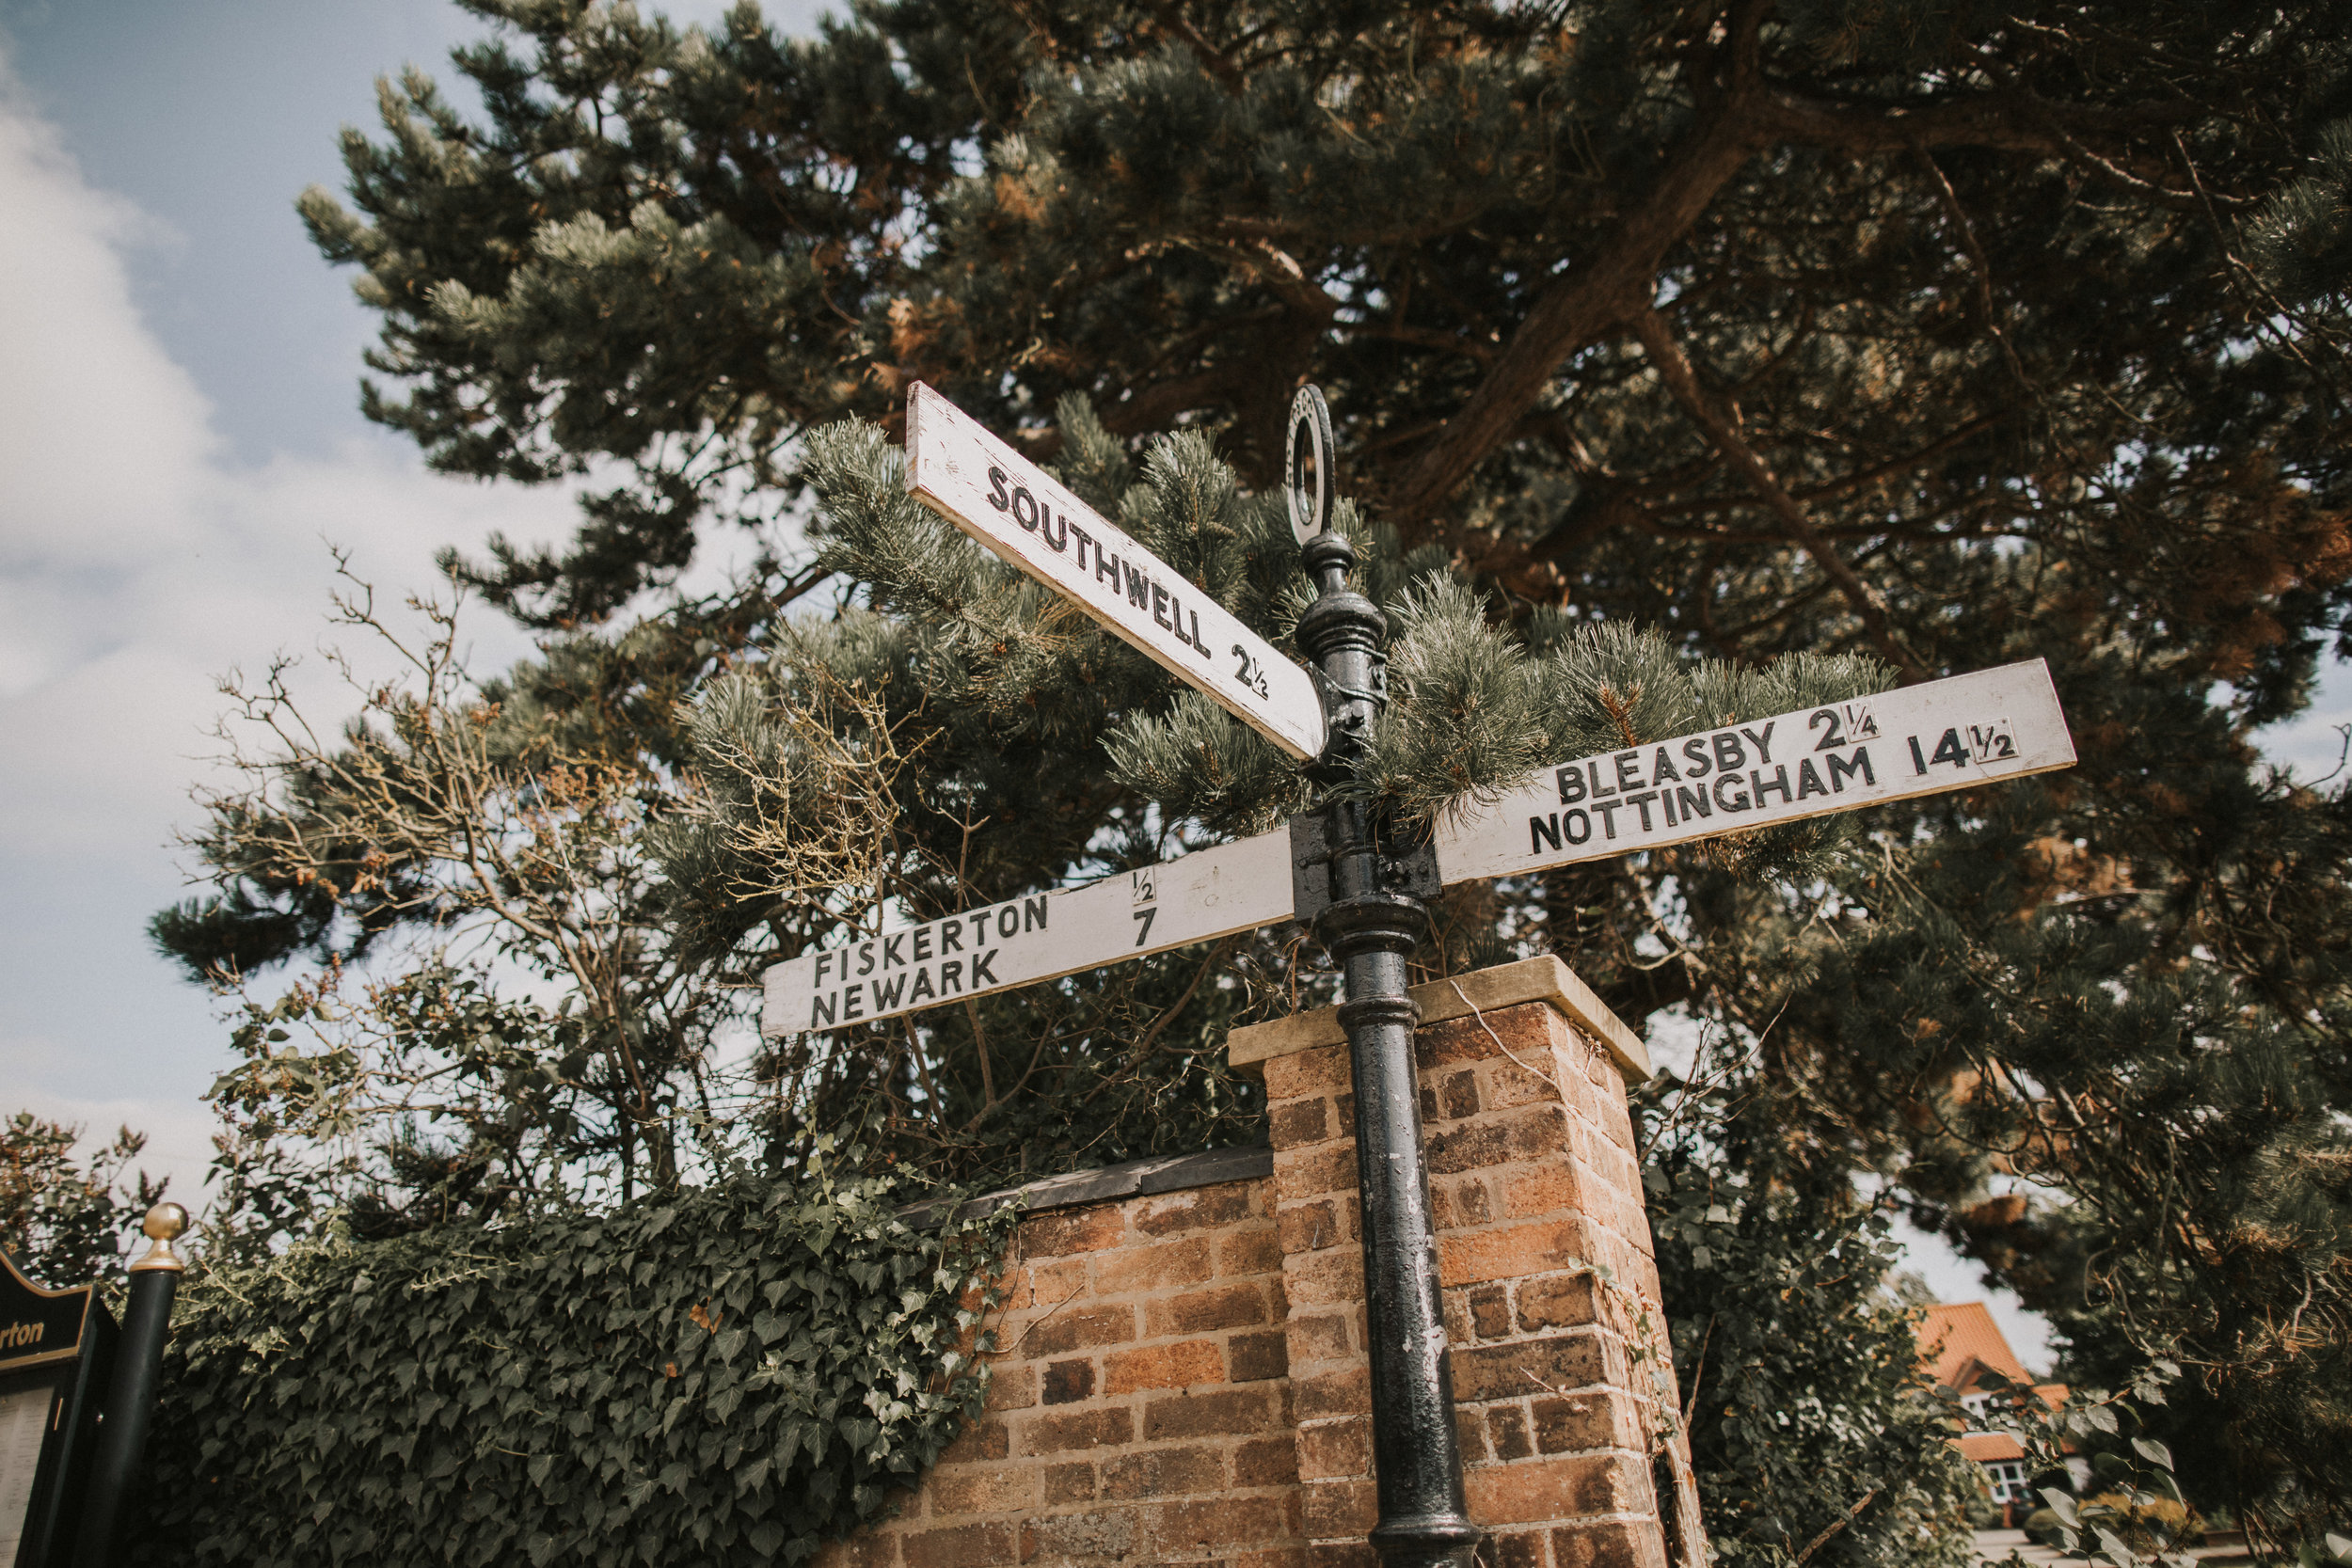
[73,1202,186,1568]
[1291,390,1481,1568]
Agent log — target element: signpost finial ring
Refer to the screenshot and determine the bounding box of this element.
[1286,385,1334,547]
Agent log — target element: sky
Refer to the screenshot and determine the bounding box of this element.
[0,0,766,1193]
[3,0,2346,1377]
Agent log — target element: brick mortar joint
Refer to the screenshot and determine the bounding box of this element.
[1470,1435,1657,1461]
[1531,1257,1684,1460]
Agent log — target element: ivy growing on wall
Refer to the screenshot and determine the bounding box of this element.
[126,1146,1014,1568]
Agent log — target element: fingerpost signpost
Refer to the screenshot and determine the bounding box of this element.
[763,386,2078,1566]
[905,384,1329,761]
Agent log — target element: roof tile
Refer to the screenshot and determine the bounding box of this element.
[1917,1301,2031,1387]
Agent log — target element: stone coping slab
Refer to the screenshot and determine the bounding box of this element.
[898,1143,1274,1230]
[1226,953,1651,1084]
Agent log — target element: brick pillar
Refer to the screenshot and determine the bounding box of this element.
[1234,956,1708,1568]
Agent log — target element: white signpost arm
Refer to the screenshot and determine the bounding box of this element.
[1435,658,2076,884]
[905,383,1328,761]
[761,828,1295,1037]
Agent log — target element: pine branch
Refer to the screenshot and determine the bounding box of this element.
[1385,102,1757,525]
[1630,309,1927,682]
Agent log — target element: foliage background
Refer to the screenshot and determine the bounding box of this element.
[123,1146,1010,1568]
[0,1113,166,1290]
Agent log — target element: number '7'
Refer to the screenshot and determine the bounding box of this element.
[1132,908,1157,946]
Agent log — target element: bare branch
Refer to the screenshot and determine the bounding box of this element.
[1630,310,1926,679]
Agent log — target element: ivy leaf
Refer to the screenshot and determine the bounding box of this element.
[134,1166,1016,1566]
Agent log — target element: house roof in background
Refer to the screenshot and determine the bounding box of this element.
[1920,1300,2033,1387]
[1958,1433,2029,1464]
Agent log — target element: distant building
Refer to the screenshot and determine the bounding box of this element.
[1916,1301,2079,1522]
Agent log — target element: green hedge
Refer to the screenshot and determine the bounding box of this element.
[128,1158,1011,1567]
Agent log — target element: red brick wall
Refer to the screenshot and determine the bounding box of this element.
[823,1175,1305,1568]
[820,976,1704,1568]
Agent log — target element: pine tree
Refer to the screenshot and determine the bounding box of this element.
[155,0,2352,1545]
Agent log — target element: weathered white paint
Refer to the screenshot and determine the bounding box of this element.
[1434,658,2076,884]
[905,382,1328,760]
[761,829,1295,1037]
[761,660,2077,1034]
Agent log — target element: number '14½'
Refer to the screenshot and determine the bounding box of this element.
[1907,721,2018,772]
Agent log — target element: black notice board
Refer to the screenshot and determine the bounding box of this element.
[0,1251,115,1568]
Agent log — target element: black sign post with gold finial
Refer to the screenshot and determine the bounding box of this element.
[69,1203,186,1568]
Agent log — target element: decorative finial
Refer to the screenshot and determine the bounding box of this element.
[1285,385,1334,547]
[129,1202,189,1274]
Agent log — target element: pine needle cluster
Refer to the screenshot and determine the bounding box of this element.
[1371,590,1896,881]
[709,403,1896,869]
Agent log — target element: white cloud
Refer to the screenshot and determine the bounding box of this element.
[0,78,212,588]
[0,56,575,1127]
[0,436,568,859]
[0,51,576,853]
